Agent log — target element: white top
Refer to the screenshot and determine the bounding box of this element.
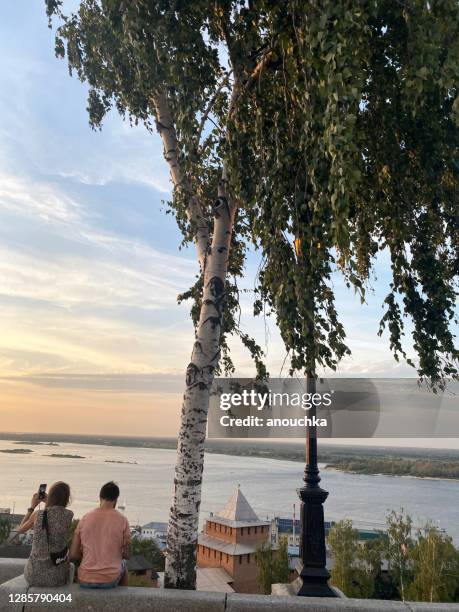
[215,487,260,523]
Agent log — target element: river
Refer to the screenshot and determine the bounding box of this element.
[1,439,458,541]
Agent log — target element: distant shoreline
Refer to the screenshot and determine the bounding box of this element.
[323,465,459,482]
[13,441,59,446]
[1,432,458,482]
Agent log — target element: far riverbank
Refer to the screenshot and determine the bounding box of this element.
[1,432,458,481]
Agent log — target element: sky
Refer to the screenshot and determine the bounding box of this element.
[0,1,455,440]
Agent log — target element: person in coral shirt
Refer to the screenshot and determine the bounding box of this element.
[70,481,131,588]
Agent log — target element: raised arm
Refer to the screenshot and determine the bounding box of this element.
[16,512,37,535]
[16,493,41,534]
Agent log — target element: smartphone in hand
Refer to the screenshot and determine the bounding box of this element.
[38,483,47,501]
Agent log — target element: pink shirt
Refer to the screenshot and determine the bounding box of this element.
[76,508,131,584]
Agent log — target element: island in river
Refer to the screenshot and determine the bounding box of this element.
[48,453,85,459]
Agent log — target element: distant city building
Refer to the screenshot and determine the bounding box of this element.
[197,486,271,594]
[356,528,384,542]
[287,532,300,547]
[126,554,159,586]
[140,521,168,550]
[271,515,335,548]
[287,544,299,557]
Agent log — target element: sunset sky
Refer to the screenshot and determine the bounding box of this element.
[0,2,439,437]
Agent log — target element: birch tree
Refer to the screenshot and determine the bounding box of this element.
[407,525,459,603]
[384,510,414,601]
[45,0,458,591]
[327,519,360,596]
[44,0,269,589]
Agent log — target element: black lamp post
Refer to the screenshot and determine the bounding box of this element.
[296,375,336,597]
[293,237,336,597]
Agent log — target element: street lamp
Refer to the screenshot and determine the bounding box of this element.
[293,237,336,598]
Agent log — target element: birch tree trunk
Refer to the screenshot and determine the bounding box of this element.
[153,88,237,589]
[164,179,235,588]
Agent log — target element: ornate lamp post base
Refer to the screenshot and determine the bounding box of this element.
[296,485,337,597]
[296,564,337,597]
[296,565,336,597]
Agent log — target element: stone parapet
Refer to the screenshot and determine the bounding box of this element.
[0,561,458,612]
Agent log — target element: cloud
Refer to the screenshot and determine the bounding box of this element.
[0,297,195,376]
[0,245,192,310]
[48,123,172,195]
[0,174,84,224]
[0,373,184,393]
[0,170,196,305]
[0,167,200,377]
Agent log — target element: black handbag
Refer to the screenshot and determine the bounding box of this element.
[42,509,69,566]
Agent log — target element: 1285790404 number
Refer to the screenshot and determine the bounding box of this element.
[9,593,72,603]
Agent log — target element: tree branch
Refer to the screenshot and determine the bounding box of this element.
[196,73,231,147]
[152,89,210,271]
[243,50,275,94]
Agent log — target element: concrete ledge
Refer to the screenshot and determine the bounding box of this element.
[0,574,28,610]
[406,605,459,611]
[227,592,408,611]
[0,558,26,585]
[26,584,226,612]
[0,561,458,612]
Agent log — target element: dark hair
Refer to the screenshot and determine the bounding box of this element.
[46,481,71,508]
[100,481,120,502]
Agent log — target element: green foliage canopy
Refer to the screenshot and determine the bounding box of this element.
[235,0,459,381]
[329,513,459,602]
[45,0,458,385]
[254,538,289,594]
[407,525,459,602]
[0,518,11,545]
[327,518,363,597]
[132,536,166,571]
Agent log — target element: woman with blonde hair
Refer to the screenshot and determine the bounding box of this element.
[18,481,74,586]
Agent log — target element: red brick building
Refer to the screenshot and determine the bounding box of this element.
[197,486,270,593]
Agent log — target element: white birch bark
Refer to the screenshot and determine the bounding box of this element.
[164,177,235,588]
[152,90,210,270]
[153,87,237,589]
